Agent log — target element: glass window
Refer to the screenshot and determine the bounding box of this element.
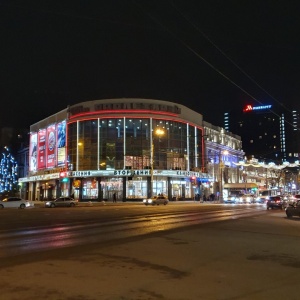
[126,177,148,198]
[67,123,77,170]
[67,117,203,173]
[125,118,150,169]
[99,119,124,170]
[101,177,123,200]
[152,120,189,171]
[78,120,98,170]
[82,178,99,199]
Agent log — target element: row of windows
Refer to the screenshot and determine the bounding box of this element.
[67,118,205,171]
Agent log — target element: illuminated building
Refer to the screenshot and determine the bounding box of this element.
[18,98,244,201]
[224,103,300,163]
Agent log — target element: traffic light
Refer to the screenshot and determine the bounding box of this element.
[190,176,196,185]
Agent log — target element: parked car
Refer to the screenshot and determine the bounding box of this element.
[0,197,34,209]
[286,199,300,218]
[45,197,78,208]
[266,196,283,210]
[143,195,169,206]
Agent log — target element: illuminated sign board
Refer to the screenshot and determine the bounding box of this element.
[46,124,56,168]
[38,129,46,170]
[57,120,66,166]
[29,132,37,172]
[243,104,272,112]
[65,169,202,177]
[69,103,181,116]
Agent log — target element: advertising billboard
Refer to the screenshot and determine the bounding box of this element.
[57,120,66,166]
[38,129,46,169]
[29,132,37,172]
[46,124,56,168]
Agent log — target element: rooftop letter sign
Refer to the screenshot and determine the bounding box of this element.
[243,104,272,112]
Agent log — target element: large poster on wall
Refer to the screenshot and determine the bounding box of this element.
[57,120,66,166]
[29,132,37,172]
[46,124,56,168]
[38,129,46,169]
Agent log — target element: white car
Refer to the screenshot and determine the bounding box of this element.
[0,197,34,209]
[236,194,255,204]
[143,195,169,206]
[223,192,240,204]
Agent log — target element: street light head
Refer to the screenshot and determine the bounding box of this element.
[155,128,165,137]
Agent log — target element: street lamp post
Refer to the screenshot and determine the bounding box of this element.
[219,150,228,202]
[219,160,224,202]
[150,128,165,197]
[150,140,154,197]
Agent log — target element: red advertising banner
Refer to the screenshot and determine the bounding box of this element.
[38,129,46,170]
[46,124,56,168]
[29,132,37,172]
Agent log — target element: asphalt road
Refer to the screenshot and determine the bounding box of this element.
[0,203,299,300]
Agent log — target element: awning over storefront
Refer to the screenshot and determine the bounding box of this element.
[223,183,258,189]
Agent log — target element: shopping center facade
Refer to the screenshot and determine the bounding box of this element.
[18,98,244,202]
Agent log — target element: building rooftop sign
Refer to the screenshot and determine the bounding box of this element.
[68,102,181,117]
[243,104,272,112]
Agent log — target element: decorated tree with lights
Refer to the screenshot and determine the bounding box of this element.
[0,147,18,195]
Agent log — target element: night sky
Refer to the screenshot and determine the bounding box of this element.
[1,0,300,130]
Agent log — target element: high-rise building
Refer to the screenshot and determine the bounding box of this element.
[224,103,300,163]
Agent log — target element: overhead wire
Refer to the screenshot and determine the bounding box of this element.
[133,0,299,131]
[169,1,299,131]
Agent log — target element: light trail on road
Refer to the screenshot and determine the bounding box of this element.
[0,206,266,258]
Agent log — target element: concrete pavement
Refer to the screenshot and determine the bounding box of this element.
[1,208,300,299]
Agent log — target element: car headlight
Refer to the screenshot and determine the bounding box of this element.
[148,199,153,203]
[45,201,50,205]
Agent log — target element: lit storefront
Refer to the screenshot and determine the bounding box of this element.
[19,99,212,201]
